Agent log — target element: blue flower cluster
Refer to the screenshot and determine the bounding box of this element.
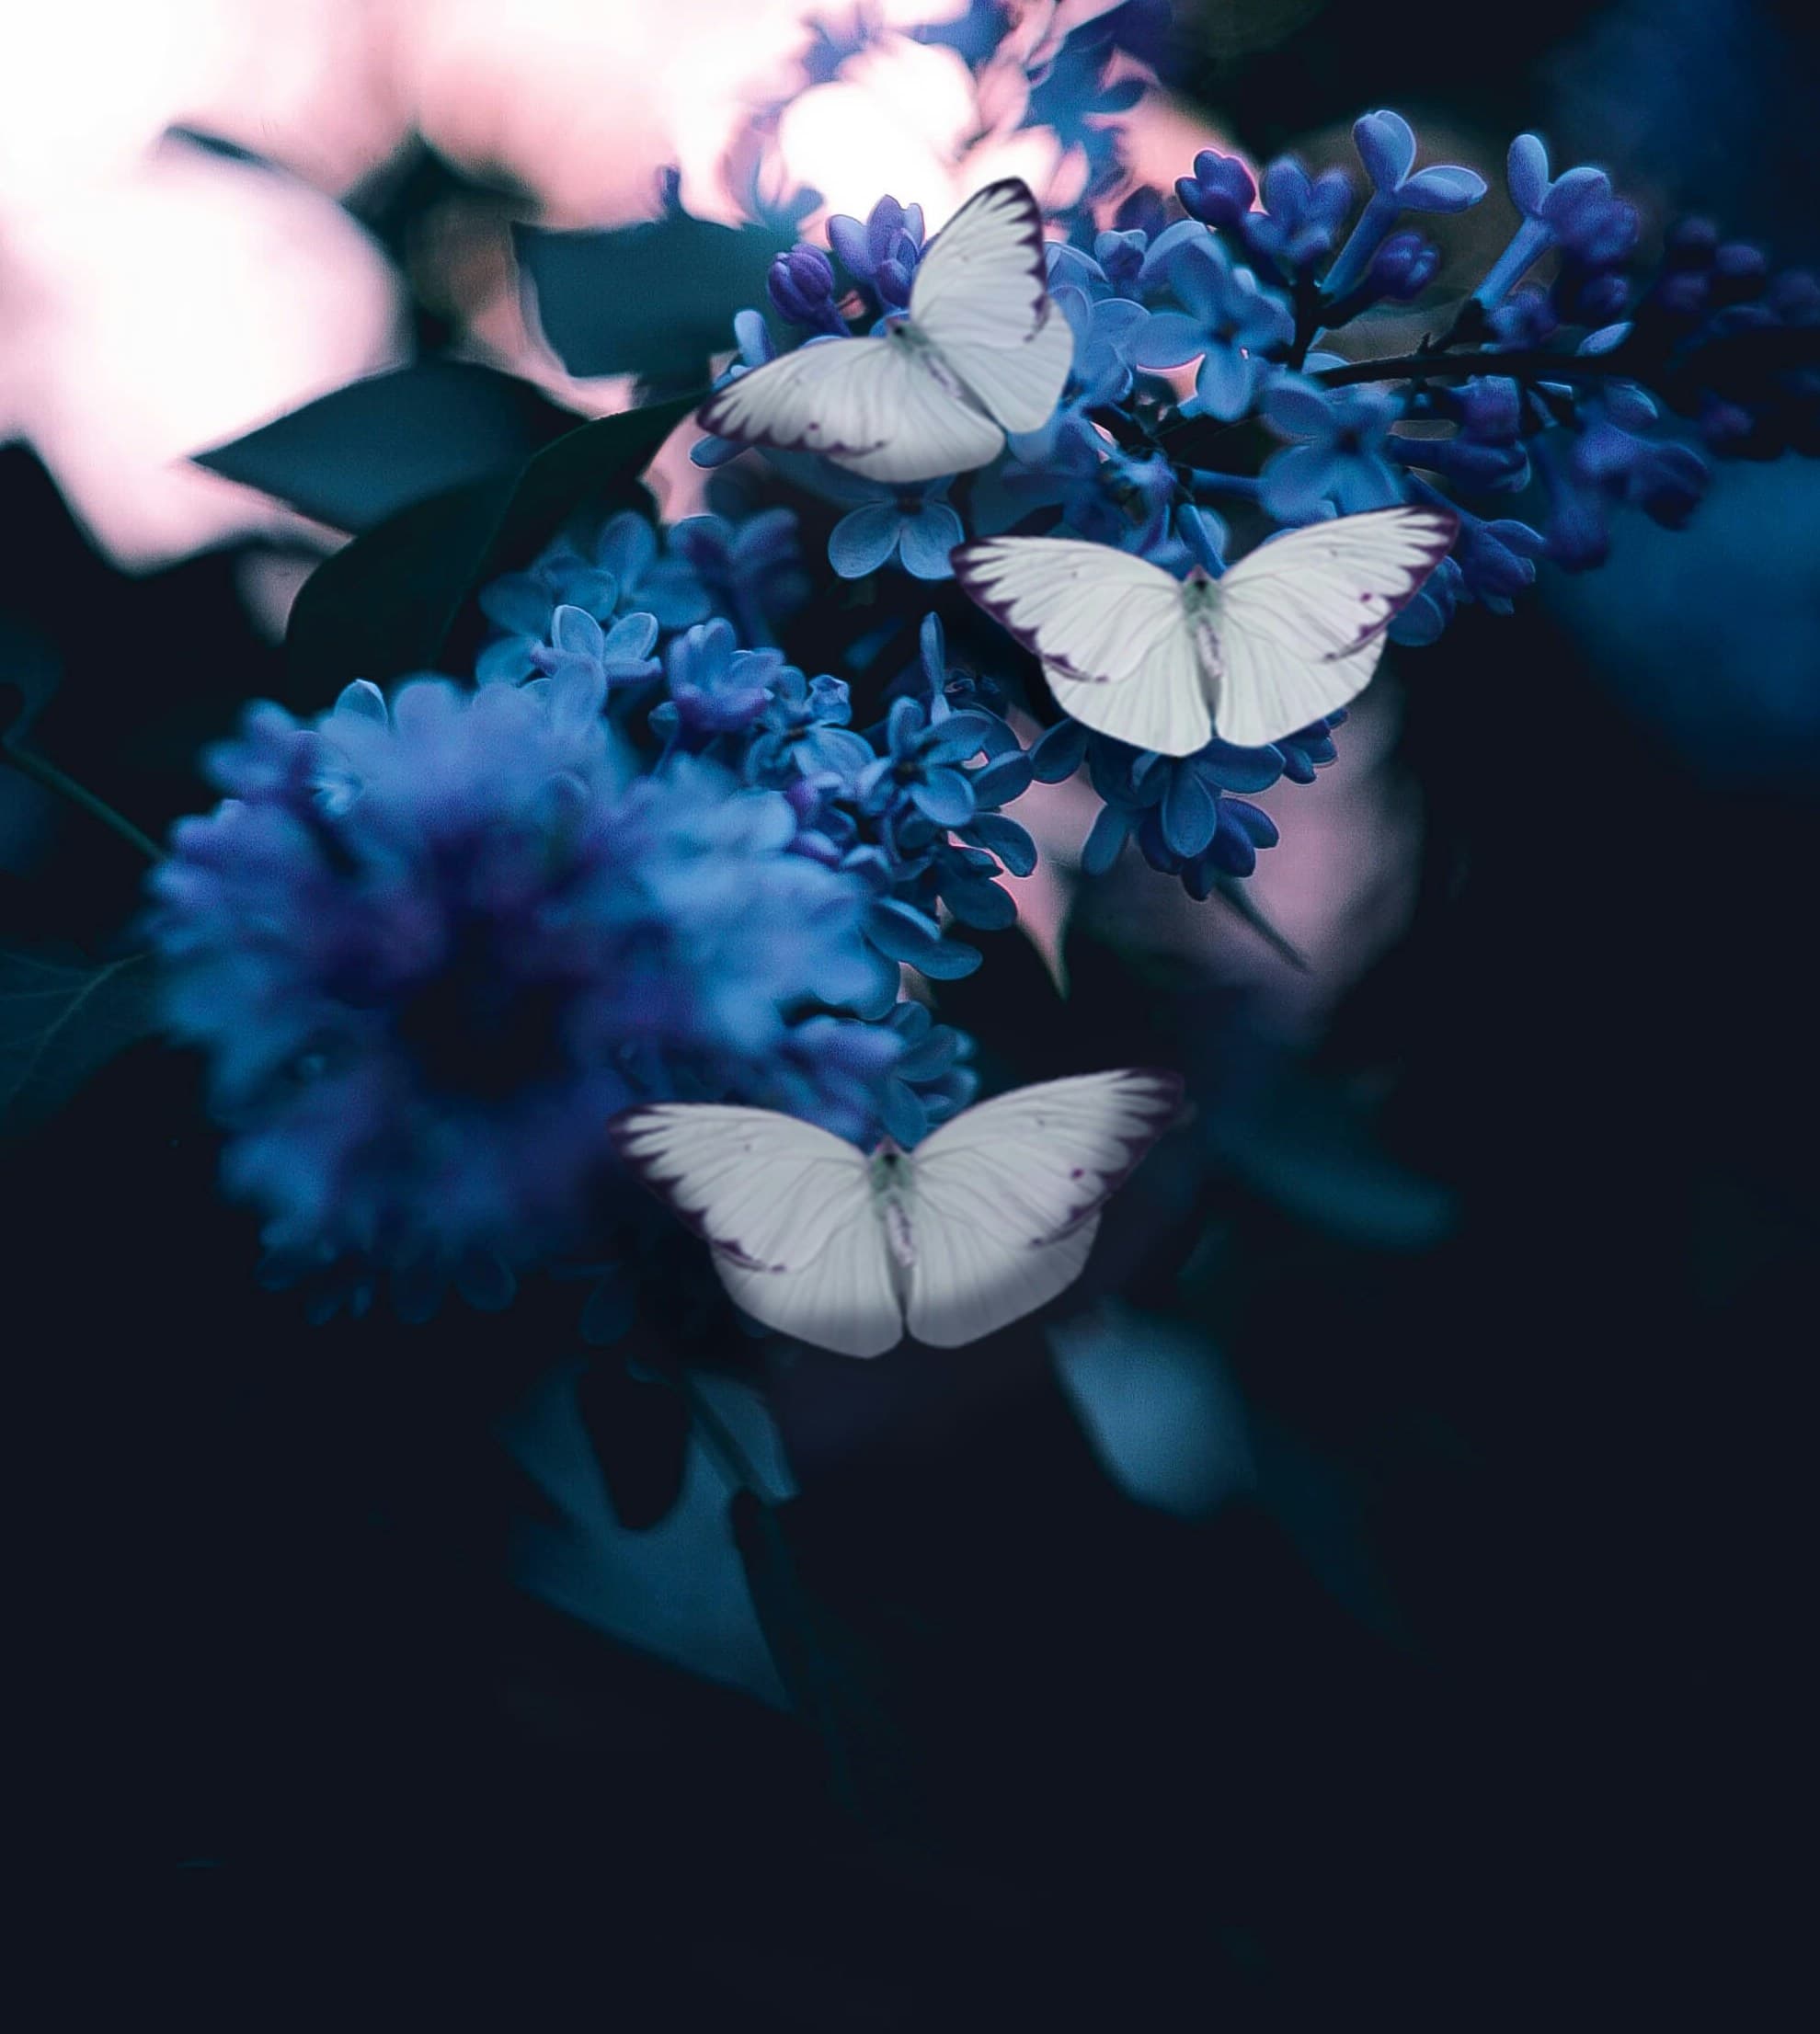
[680,91,1814,894]
[145,657,973,1319]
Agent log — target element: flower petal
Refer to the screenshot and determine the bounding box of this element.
[1354,109,1416,192]
[1194,343,1256,422]
[898,502,964,579]
[1399,165,1488,213]
[828,504,902,578]
[1128,310,1209,370]
[1162,766,1220,858]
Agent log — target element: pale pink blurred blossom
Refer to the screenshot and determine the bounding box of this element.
[2,141,406,569]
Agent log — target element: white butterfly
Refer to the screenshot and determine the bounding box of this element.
[954,505,1459,756]
[611,1070,1183,1358]
[696,178,1073,486]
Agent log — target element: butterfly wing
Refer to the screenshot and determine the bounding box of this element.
[902,1069,1184,1348]
[955,537,1215,757]
[1209,505,1459,747]
[611,1104,902,1357]
[697,335,1002,483]
[910,178,1072,433]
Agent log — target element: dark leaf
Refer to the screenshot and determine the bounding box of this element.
[574,1354,693,1530]
[517,215,792,383]
[283,394,697,705]
[0,950,158,1134]
[192,360,581,533]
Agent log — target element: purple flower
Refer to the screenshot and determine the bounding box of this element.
[768,244,847,334]
[827,194,925,310]
[650,619,777,742]
[692,309,777,469]
[1174,149,1257,232]
[1246,155,1354,273]
[744,667,874,783]
[1476,134,1640,309]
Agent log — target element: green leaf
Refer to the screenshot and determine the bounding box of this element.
[517,215,792,383]
[282,393,698,707]
[0,950,158,1134]
[191,360,580,534]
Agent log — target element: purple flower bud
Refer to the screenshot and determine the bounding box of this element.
[1093,228,1148,288]
[1768,269,1820,323]
[1368,229,1439,301]
[1114,185,1168,238]
[1489,286,1560,347]
[1665,217,1720,268]
[1452,376,1523,443]
[1175,149,1256,229]
[767,245,837,324]
[1573,271,1632,325]
[876,257,913,309]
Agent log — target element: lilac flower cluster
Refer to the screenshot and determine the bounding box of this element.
[145,658,972,1320]
[686,88,1814,897]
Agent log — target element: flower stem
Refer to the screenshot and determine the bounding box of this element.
[0,742,163,863]
[1316,323,1820,392]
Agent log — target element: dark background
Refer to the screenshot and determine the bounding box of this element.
[6,1,1816,2020]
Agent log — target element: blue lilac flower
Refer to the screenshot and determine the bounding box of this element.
[693,309,778,468]
[858,695,994,828]
[526,604,662,700]
[1052,285,1150,406]
[144,674,892,1308]
[1079,737,1284,891]
[1129,236,1292,419]
[875,1000,978,1147]
[650,619,778,742]
[827,479,964,580]
[1174,150,1256,233]
[1322,110,1484,301]
[1475,133,1640,310]
[827,195,924,310]
[1260,377,1406,520]
[1093,228,1148,291]
[667,506,808,645]
[1245,155,1354,275]
[745,667,873,783]
[587,511,715,629]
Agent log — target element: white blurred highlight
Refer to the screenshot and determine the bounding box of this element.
[3,142,406,569]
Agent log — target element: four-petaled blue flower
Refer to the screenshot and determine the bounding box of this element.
[827,195,924,310]
[745,668,875,783]
[1130,235,1293,420]
[828,478,965,580]
[858,695,997,828]
[1261,377,1406,520]
[652,619,780,742]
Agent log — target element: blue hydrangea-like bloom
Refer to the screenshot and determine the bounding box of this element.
[1129,236,1293,420]
[1260,377,1406,520]
[827,479,964,580]
[827,195,924,310]
[145,673,890,1307]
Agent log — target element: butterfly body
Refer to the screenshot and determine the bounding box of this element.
[955,505,1459,754]
[611,1069,1182,1355]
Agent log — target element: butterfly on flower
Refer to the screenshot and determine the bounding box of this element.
[955,507,1459,754]
[611,1070,1183,1355]
[697,179,1073,485]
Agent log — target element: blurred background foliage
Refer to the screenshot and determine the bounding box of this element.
[5,0,1816,2020]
